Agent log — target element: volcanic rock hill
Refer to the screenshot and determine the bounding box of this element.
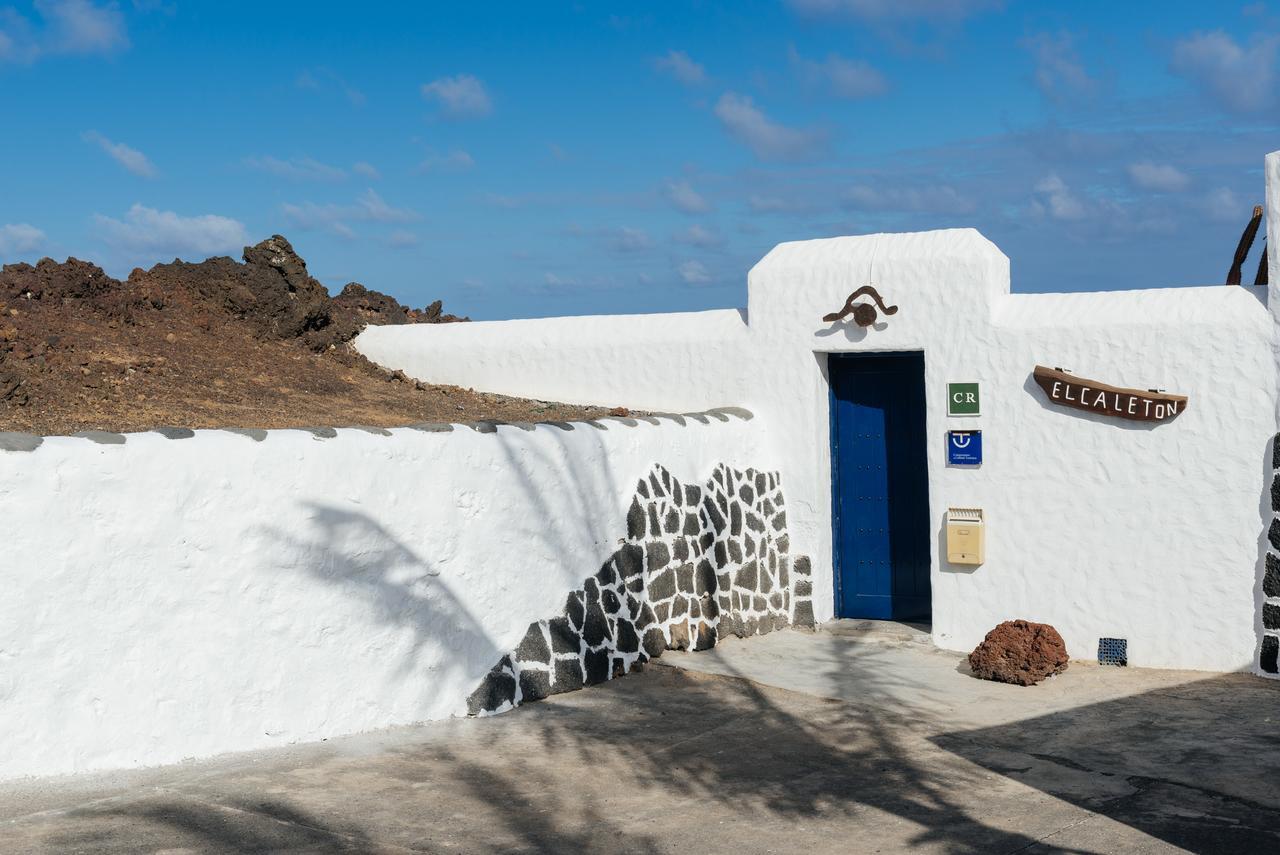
[0,236,619,435]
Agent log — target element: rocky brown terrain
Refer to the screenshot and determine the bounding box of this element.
[0,236,622,435]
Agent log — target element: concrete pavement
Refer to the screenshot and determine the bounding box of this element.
[1,623,1278,853]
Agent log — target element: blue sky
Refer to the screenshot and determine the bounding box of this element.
[1,1,1278,319]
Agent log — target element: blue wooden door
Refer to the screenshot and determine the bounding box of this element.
[830,352,931,620]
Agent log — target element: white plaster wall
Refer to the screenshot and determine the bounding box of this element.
[743,229,1014,650]
[735,236,1272,672]
[359,220,1279,674]
[355,309,752,412]
[0,417,766,781]
[1269,151,1280,402]
[1269,151,1279,308]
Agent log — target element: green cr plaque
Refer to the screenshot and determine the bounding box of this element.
[948,382,980,416]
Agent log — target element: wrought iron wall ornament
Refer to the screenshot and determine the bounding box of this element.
[822,285,899,327]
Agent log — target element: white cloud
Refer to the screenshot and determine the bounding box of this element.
[790,47,887,98]
[280,201,347,233]
[538,271,619,295]
[43,0,126,53]
[607,227,654,253]
[131,0,176,14]
[748,194,793,213]
[0,223,47,255]
[0,11,37,63]
[677,259,712,285]
[653,49,706,85]
[244,155,346,182]
[415,149,475,173]
[82,130,156,177]
[353,161,380,180]
[482,193,522,209]
[1204,186,1245,222]
[421,73,492,118]
[355,189,418,223]
[1127,161,1190,193]
[282,189,419,238]
[714,92,823,161]
[819,55,887,98]
[386,230,420,249]
[0,29,16,63]
[786,0,1001,22]
[1022,32,1096,101]
[94,204,247,259]
[1,1,128,63]
[844,184,975,213]
[665,179,712,214]
[674,224,724,248]
[1031,174,1087,221]
[1171,30,1280,113]
[296,68,365,106]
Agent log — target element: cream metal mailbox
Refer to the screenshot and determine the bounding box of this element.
[946,507,984,565]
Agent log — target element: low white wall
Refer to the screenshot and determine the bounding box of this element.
[356,309,751,412]
[0,415,767,780]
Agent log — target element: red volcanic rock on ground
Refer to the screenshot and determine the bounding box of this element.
[967,620,1069,686]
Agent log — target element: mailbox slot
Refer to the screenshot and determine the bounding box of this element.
[946,507,984,565]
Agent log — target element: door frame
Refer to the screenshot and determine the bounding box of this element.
[827,350,931,621]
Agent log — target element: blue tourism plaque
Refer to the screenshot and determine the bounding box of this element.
[947,430,982,466]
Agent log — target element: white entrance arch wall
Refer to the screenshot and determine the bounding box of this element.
[357,152,1280,673]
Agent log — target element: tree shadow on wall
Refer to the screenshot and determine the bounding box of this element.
[489,420,630,586]
[262,503,501,683]
[241,501,668,852]
[250,429,1077,851]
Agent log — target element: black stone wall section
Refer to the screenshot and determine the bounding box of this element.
[466,463,815,714]
[1263,434,1280,674]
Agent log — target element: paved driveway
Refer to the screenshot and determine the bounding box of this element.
[2,626,1278,853]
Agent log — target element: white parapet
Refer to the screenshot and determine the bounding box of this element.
[355,309,752,413]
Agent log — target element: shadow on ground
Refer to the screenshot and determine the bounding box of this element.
[16,638,1280,853]
[934,675,1280,853]
[21,486,1280,855]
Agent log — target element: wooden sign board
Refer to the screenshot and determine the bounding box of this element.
[1032,365,1187,422]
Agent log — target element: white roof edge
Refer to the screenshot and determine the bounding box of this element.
[361,307,747,332]
[752,227,1008,274]
[994,284,1269,328]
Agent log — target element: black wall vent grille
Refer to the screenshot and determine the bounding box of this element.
[1098,637,1128,666]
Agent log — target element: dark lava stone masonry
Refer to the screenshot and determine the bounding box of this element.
[467,462,815,714]
[1263,434,1280,674]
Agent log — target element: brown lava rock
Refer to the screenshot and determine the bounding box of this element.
[0,235,629,435]
[967,619,1069,686]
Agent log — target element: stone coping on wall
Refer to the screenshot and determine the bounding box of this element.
[0,407,756,453]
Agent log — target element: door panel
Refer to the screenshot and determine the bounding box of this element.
[830,352,931,620]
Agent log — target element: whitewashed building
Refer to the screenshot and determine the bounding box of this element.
[357,150,1280,677]
[2,151,1277,781]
